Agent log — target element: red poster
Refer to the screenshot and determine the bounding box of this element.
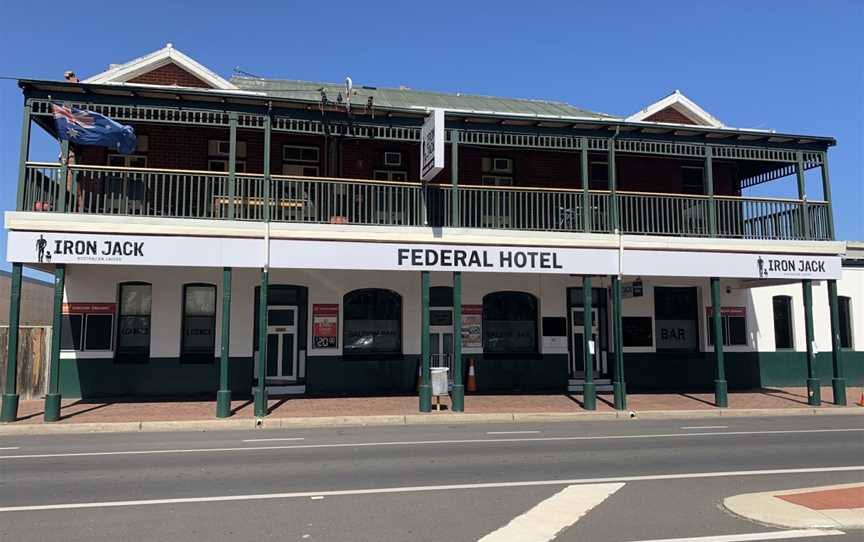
[312,304,339,349]
[705,306,746,318]
[63,302,116,314]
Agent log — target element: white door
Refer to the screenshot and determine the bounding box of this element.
[265,306,299,383]
[571,307,601,378]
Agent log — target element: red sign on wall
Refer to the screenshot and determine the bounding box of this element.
[62,303,116,314]
[705,306,746,318]
[312,304,339,349]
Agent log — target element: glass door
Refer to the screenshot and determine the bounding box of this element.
[429,307,454,383]
[570,307,600,378]
[265,306,298,382]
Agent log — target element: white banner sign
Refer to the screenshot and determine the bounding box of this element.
[7,231,842,280]
[420,108,445,181]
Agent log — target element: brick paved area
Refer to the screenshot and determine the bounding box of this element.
[778,485,864,510]
[5,386,861,425]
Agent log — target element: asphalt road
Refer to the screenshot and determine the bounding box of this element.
[0,415,862,541]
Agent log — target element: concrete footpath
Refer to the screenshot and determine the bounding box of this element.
[725,483,864,530]
[1,386,861,435]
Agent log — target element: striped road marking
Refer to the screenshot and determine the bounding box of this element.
[478,483,623,541]
[626,528,845,542]
[0,447,20,451]
[0,465,859,513]
[680,426,728,430]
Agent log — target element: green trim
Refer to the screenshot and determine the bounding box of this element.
[56,139,69,214]
[227,112,238,219]
[217,267,232,417]
[1,263,23,422]
[254,269,268,416]
[15,101,31,211]
[44,264,65,421]
[710,277,727,407]
[451,129,459,227]
[419,271,431,411]
[451,271,464,411]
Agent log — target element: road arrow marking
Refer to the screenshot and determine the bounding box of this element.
[478,483,623,541]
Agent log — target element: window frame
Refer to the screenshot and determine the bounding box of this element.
[373,170,408,182]
[482,291,539,356]
[180,283,218,364]
[107,154,148,168]
[681,165,705,195]
[772,295,795,350]
[115,281,153,364]
[282,145,320,163]
[838,296,853,349]
[588,160,609,191]
[207,159,247,173]
[341,288,403,358]
[706,308,748,347]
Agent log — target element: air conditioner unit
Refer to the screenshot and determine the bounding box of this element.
[384,152,402,166]
[482,157,513,174]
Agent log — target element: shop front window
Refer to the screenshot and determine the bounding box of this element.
[772,296,794,349]
[343,289,402,355]
[654,287,699,352]
[482,291,538,354]
[116,282,152,363]
[181,284,217,363]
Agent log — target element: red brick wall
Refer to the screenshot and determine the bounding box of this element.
[644,106,698,125]
[75,125,739,196]
[128,63,213,88]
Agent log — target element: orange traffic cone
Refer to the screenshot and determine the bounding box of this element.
[467,358,478,393]
[856,391,864,407]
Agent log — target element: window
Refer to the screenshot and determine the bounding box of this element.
[384,152,402,166]
[481,176,513,186]
[116,283,152,363]
[208,140,247,158]
[343,289,402,355]
[773,296,794,349]
[681,166,704,195]
[61,313,84,351]
[654,287,699,352]
[283,145,320,163]
[181,284,217,363]
[208,159,247,173]
[839,296,853,349]
[374,170,408,182]
[283,164,319,176]
[622,317,653,347]
[482,291,538,354]
[107,154,147,168]
[589,161,609,190]
[707,307,748,347]
[61,305,115,352]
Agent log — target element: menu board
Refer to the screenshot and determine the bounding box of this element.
[461,305,482,349]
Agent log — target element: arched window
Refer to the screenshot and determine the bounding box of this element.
[181,283,217,363]
[772,295,793,349]
[483,291,538,354]
[343,289,402,355]
[116,282,152,363]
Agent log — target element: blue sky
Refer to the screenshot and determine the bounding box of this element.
[1,0,861,276]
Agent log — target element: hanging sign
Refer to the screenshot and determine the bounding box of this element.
[461,305,482,349]
[312,304,339,349]
[421,108,445,181]
[622,280,643,298]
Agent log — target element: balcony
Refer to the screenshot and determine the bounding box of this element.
[20,163,832,241]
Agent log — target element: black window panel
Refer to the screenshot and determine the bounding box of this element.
[654,287,698,352]
[117,283,152,363]
[728,316,747,345]
[430,286,454,307]
[343,289,402,355]
[622,317,653,347]
[568,287,601,307]
[773,296,794,349]
[268,288,300,306]
[589,162,608,190]
[268,309,295,326]
[483,291,538,354]
[61,314,83,351]
[681,167,704,195]
[84,314,113,351]
[542,317,567,337]
[429,310,453,326]
[839,297,853,349]
[182,285,216,363]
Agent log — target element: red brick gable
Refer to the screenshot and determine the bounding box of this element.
[643,106,698,125]
[128,62,213,88]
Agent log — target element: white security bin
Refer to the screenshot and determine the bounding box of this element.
[431,367,450,396]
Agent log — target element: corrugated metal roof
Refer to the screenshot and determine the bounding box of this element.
[230,76,619,120]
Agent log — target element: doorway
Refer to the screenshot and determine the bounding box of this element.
[570,306,605,378]
[429,306,454,383]
[265,305,299,383]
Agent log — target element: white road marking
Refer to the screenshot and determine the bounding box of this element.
[486,431,541,435]
[310,496,324,500]
[0,465,859,513]
[478,483,623,542]
[1,427,861,460]
[681,426,728,430]
[241,438,305,443]
[626,528,845,542]
[0,447,20,450]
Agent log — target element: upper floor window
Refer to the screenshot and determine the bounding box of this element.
[374,170,408,182]
[483,291,538,354]
[116,282,152,363]
[772,295,794,349]
[681,166,704,195]
[482,157,513,186]
[283,145,319,163]
[589,161,609,190]
[383,151,402,167]
[839,296,853,349]
[181,284,217,363]
[208,140,246,173]
[107,155,147,168]
[343,289,402,356]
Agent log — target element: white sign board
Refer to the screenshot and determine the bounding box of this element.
[7,231,842,280]
[421,108,445,181]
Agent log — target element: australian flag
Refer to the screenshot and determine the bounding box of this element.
[52,104,137,155]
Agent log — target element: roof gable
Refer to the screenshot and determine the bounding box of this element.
[626,90,724,128]
[83,44,236,90]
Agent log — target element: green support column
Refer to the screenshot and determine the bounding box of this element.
[819,152,835,240]
[705,146,717,236]
[581,137,590,233]
[795,151,811,239]
[827,280,846,405]
[254,269,269,417]
[56,139,69,213]
[802,279,820,405]
[611,275,626,410]
[608,139,618,230]
[44,264,66,422]
[451,271,464,411]
[216,267,232,418]
[16,101,32,211]
[1,263,23,422]
[710,277,728,408]
[419,271,432,412]
[451,130,459,226]
[582,276,596,410]
[226,112,238,219]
